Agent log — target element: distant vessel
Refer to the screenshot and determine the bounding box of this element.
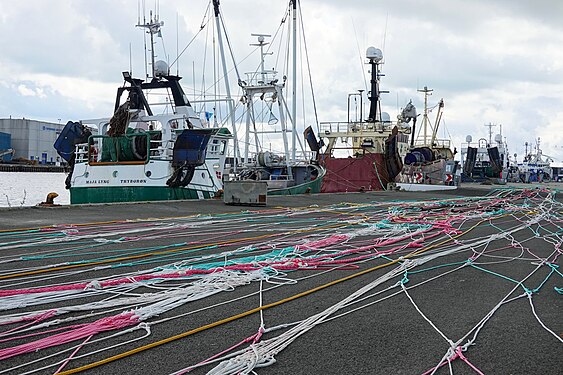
[461,123,509,184]
[516,138,553,182]
[54,11,233,204]
[319,47,412,192]
[395,87,459,191]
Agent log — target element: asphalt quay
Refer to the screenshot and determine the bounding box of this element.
[0,184,561,374]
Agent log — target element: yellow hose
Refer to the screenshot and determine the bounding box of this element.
[57,217,488,375]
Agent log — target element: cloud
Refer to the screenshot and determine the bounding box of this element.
[0,0,562,164]
[16,83,45,98]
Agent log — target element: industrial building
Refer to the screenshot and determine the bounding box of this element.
[0,118,66,165]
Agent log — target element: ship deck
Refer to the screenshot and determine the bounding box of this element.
[0,183,561,374]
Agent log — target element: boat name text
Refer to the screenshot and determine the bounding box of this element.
[85,179,147,184]
[120,179,147,184]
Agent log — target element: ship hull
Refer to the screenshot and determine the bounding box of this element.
[397,159,459,190]
[268,166,325,196]
[320,153,390,193]
[70,185,215,204]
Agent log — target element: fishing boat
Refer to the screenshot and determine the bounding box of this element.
[395,87,459,191]
[516,138,554,182]
[54,11,233,204]
[460,123,510,184]
[319,47,413,192]
[226,1,325,195]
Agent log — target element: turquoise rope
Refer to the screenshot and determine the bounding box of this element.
[407,261,469,275]
[470,264,533,294]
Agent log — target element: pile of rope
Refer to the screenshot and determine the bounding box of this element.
[107,101,131,137]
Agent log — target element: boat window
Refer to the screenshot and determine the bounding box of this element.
[148,121,162,131]
[129,121,150,131]
[208,139,227,155]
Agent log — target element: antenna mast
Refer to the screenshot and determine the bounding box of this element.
[366,47,384,123]
[484,122,497,146]
[136,10,164,79]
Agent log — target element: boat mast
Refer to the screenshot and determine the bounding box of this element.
[417,86,433,146]
[136,10,164,80]
[485,122,496,147]
[246,34,271,163]
[212,0,240,168]
[366,47,383,123]
[291,0,297,162]
[277,86,294,179]
[243,33,293,180]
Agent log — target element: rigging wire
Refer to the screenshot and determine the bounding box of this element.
[168,2,212,71]
[352,17,368,95]
[298,1,320,134]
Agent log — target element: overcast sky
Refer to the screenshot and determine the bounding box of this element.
[1,0,562,164]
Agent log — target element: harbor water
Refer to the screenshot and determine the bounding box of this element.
[0,172,69,207]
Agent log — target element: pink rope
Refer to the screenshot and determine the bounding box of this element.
[0,310,57,337]
[295,234,349,251]
[0,309,56,327]
[0,311,139,360]
[53,334,93,374]
[420,347,484,375]
[420,350,460,375]
[456,347,485,374]
[175,327,265,374]
[0,323,89,344]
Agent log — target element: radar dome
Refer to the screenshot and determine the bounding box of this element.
[381,112,391,122]
[466,135,472,143]
[366,47,383,62]
[154,60,169,77]
[494,134,502,143]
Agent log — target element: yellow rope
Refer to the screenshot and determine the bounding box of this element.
[57,216,491,374]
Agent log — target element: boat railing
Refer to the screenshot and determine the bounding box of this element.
[75,143,90,163]
[148,137,174,161]
[319,121,395,135]
[243,71,279,87]
[79,131,169,164]
[292,150,317,164]
[413,138,451,149]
